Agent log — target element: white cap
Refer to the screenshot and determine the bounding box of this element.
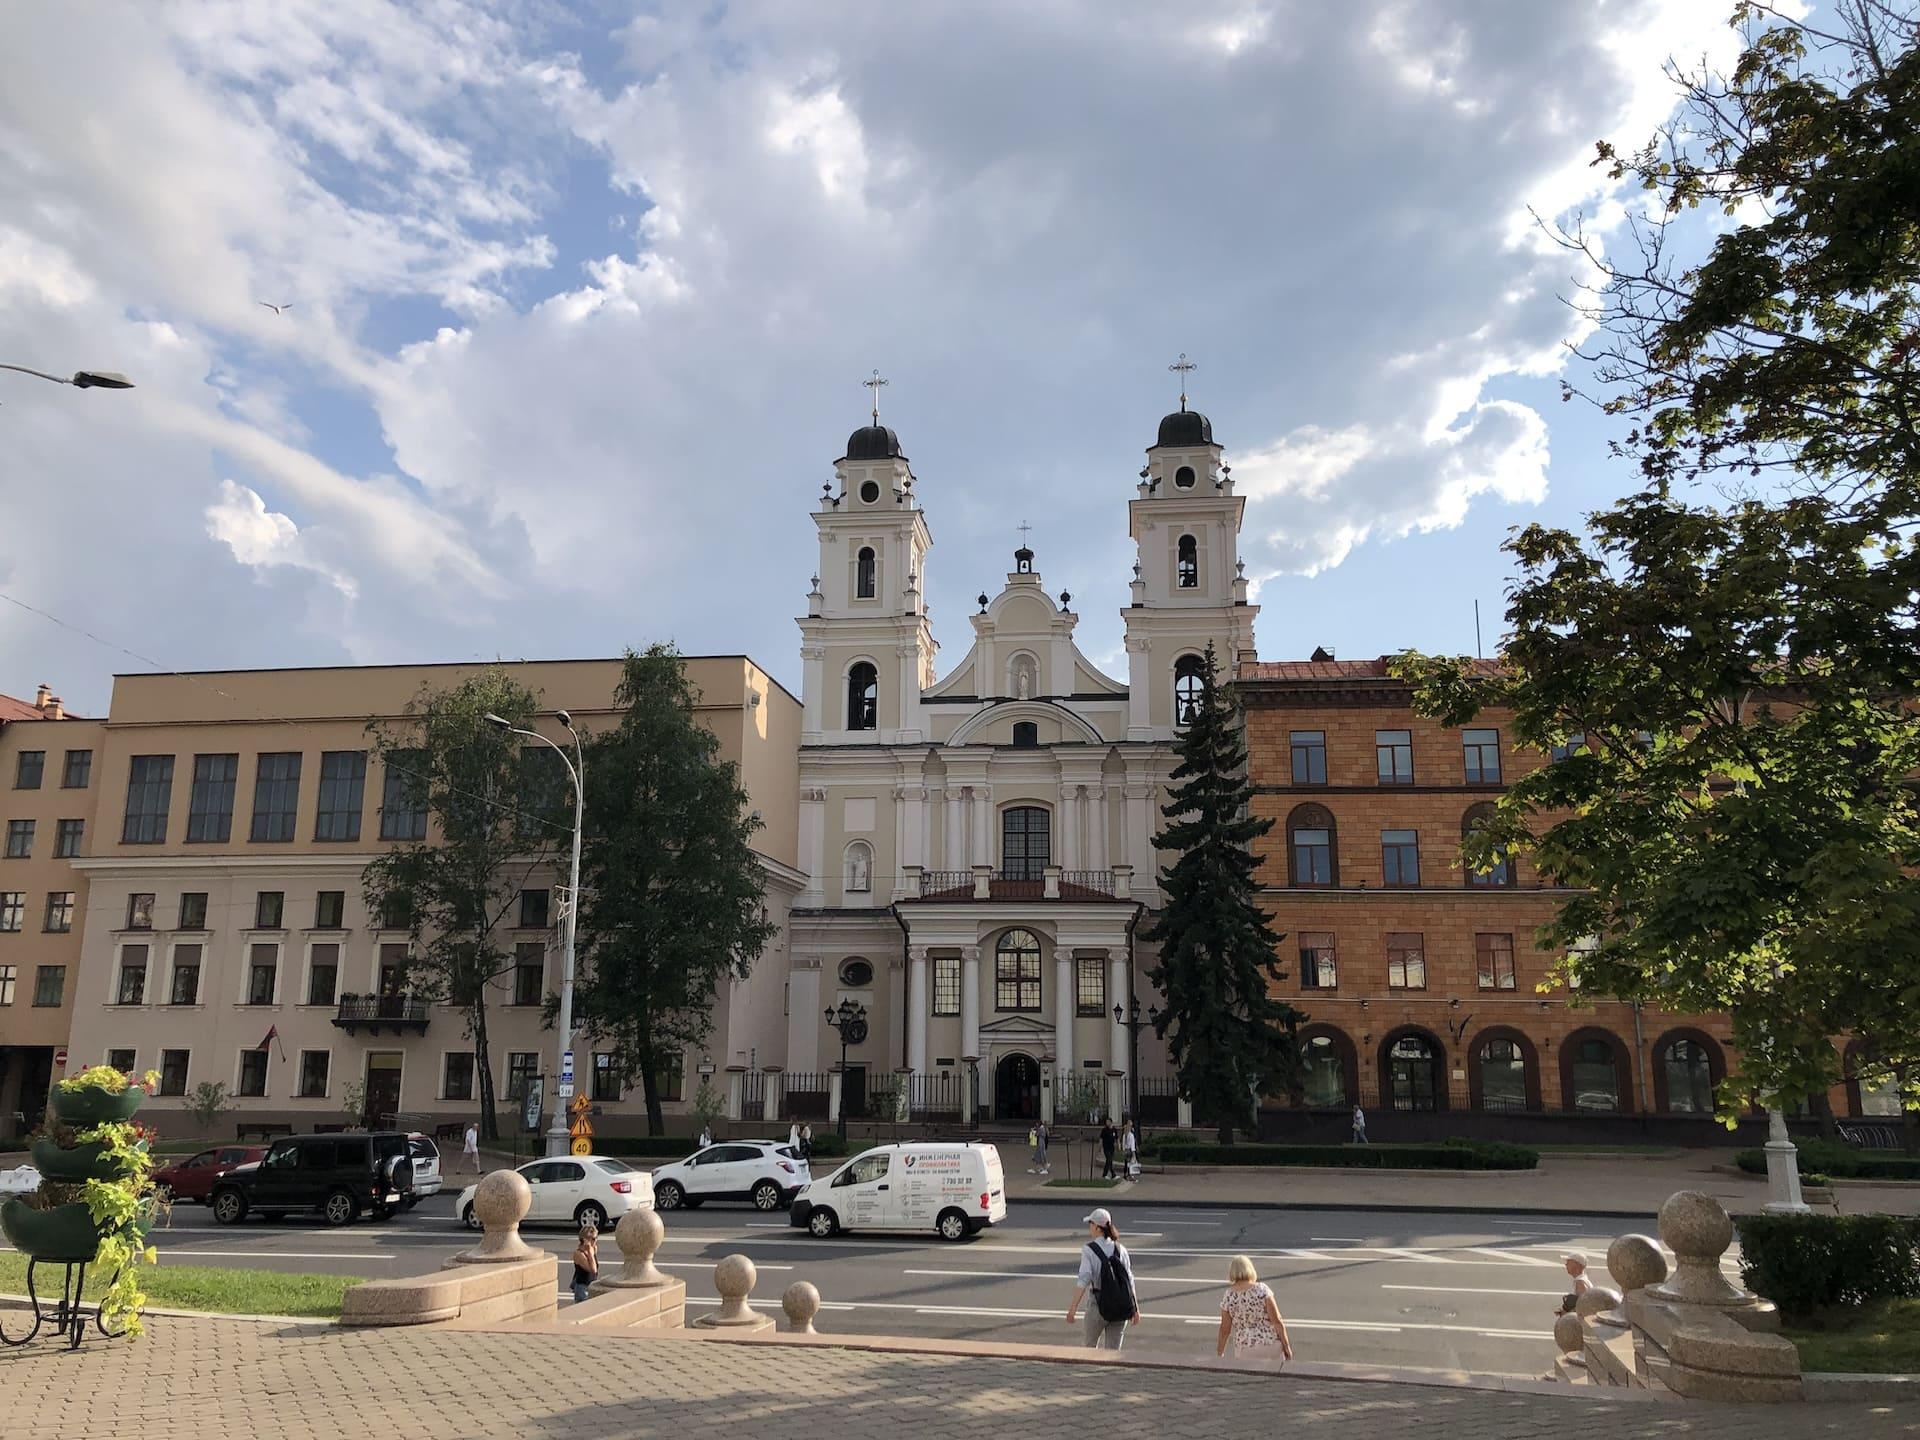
[1562,1250,1588,1266]
[1083,1208,1112,1227]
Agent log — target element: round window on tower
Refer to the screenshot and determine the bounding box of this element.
[1174,465,1196,489]
[839,958,875,987]
[859,480,881,504]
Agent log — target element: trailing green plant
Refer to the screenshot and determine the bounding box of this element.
[1735,1213,1920,1319]
[40,1069,161,1336]
[56,1064,141,1095]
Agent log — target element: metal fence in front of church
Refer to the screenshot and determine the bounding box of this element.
[907,1072,964,1122]
[783,1073,830,1121]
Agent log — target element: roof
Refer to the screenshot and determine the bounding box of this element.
[1236,657,1504,683]
[1153,408,1214,449]
[0,693,44,722]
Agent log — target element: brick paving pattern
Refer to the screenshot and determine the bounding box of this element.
[1,1317,1915,1439]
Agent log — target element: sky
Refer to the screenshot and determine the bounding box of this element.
[0,0,1750,716]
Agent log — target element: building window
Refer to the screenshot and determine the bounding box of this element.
[1570,1037,1622,1112]
[847,662,878,731]
[1286,804,1336,887]
[1387,1033,1440,1111]
[62,749,91,789]
[1176,533,1198,588]
[250,752,303,843]
[1173,654,1206,725]
[53,819,84,858]
[116,946,149,1006]
[1076,955,1106,1016]
[1463,728,1501,784]
[506,1052,539,1103]
[1463,802,1514,887]
[5,819,33,858]
[379,942,409,996]
[652,1052,685,1102]
[307,944,340,1006]
[592,1052,622,1101]
[839,957,874,987]
[1479,1038,1528,1112]
[238,1050,269,1098]
[844,841,873,893]
[1011,721,1038,748]
[314,891,345,929]
[1375,730,1413,785]
[158,1049,189,1096]
[0,964,13,1005]
[1299,932,1337,989]
[443,1053,476,1102]
[43,893,73,933]
[1301,1034,1346,1107]
[1290,731,1326,785]
[1550,732,1586,764]
[127,893,155,930]
[1174,464,1196,489]
[1000,806,1050,880]
[994,929,1042,1012]
[105,1048,135,1074]
[123,755,175,844]
[179,892,208,930]
[32,964,65,1006]
[1663,1039,1714,1114]
[14,750,43,789]
[379,750,429,841]
[1381,829,1419,887]
[297,1050,330,1098]
[519,889,550,928]
[932,954,960,1016]
[245,944,278,1005]
[256,891,285,929]
[185,753,238,843]
[314,751,367,841]
[1475,932,1517,990]
[0,892,20,933]
[855,545,877,598]
[170,945,202,1005]
[1386,933,1427,990]
[512,942,544,1006]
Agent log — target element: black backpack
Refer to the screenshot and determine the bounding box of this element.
[1088,1241,1135,1322]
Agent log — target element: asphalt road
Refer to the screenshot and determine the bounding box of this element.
[82,1187,1666,1376]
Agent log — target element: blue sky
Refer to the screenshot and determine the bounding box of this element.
[0,1,1751,713]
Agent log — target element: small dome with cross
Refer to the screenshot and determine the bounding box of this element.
[845,423,904,461]
[1154,409,1214,448]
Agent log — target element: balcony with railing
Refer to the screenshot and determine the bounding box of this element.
[333,993,431,1035]
[904,864,1135,903]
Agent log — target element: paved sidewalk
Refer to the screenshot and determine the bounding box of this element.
[2,1316,1915,1438]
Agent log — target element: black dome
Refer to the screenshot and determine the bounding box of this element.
[1155,409,1214,448]
[846,424,904,461]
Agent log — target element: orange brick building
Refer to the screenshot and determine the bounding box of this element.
[1238,656,1754,1144]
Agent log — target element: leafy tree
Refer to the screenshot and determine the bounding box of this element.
[1145,644,1305,1143]
[363,668,561,1142]
[187,1081,230,1133]
[569,646,777,1136]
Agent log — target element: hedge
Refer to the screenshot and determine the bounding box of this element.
[1734,1213,1920,1318]
[1733,1139,1920,1181]
[1146,1138,1538,1171]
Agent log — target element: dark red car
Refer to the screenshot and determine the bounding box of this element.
[153,1145,266,1204]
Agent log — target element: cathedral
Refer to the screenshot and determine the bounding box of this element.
[782,384,1258,1126]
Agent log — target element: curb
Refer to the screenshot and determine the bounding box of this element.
[1009,1192,1658,1219]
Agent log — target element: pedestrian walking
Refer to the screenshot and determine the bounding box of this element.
[571,1223,599,1304]
[1555,1252,1593,1317]
[1099,1121,1118,1179]
[789,1120,801,1151]
[1120,1119,1138,1179]
[1066,1208,1139,1350]
[1351,1104,1368,1144]
[798,1123,813,1162]
[462,1121,480,1174]
[1026,1124,1040,1173]
[698,1123,713,1150]
[1216,1254,1292,1362]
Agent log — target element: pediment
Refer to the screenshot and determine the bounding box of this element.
[979,1014,1055,1036]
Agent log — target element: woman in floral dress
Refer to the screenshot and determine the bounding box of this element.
[1216,1255,1292,1362]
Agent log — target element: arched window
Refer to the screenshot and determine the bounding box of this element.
[1477,1037,1529,1112]
[994,929,1042,1011]
[1177,534,1198,588]
[1569,1035,1622,1112]
[1001,806,1050,880]
[856,546,877,599]
[1174,465,1197,490]
[1384,1032,1441,1112]
[1462,802,1513,887]
[1661,1038,1714,1114]
[1300,1033,1347,1107]
[1011,721,1038,748]
[844,841,873,895]
[1173,654,1206,724]
[847,662,878,731]
[1287,803,1337,887]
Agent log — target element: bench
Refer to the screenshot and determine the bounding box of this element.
[236,1121,295,1142]
[434,1122,466,1142]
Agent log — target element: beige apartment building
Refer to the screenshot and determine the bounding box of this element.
[0,686,100,1138]
[61,658,801,1138]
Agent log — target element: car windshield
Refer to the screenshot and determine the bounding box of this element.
[593,1158,633,1174]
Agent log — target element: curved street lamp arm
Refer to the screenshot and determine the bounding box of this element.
[0,364,72,386]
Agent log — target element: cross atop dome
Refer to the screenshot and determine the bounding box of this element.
[1169,352,1196,412]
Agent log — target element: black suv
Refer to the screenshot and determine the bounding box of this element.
[210,1132,412,1227]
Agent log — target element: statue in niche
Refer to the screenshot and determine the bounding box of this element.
[847,845,871,893]
[1011,655,1036,700]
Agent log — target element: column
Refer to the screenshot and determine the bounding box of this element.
[1125,635,1153,741]
[828,1070,843,1125]
[1059,784,1082,871]
[798,787,827,906]
[788,962,823,1072]
[725,1068,745,1121]
[960,946,981,1061]
[896,783,925,900]
[908,946,930,1077]
[1091,783,1111,872]
[1124,777,1153,895]
[1108,950,1129,1091]
[944,787,966,871]
[971,786,993,867]
[1054,949,1075,1078]
[801,644,826,740]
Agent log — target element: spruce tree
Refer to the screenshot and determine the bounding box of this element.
[1145,643,1303,1143]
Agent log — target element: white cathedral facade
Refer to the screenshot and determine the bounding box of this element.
[780,396,1259,1126]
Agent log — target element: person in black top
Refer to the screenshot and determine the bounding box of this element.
[1099,1122,1118,1180]
[571,1223,599,1303]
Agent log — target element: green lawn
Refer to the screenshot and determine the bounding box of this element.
[0,1253,359,1319]
[1783,1299,1920,1374]
[1044,1178,1123,1189]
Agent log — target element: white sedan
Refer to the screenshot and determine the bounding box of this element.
[455,1156,653,1231]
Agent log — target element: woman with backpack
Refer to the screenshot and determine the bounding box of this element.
[1065,1207,1139,1349]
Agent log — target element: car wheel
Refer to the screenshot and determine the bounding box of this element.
[655,1180,685,1211]
[211,1189,247,1225]
[807,1207,839,1238]
[461,1203,480,1231]
[751,1180,783,1212]
[322,1190,358,1227]
[575,1200,609,1230]
[936,1208,971,1243]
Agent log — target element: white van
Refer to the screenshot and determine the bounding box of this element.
[788,1141,1006,1241]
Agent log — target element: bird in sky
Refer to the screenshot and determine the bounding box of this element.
[257,301,292,314]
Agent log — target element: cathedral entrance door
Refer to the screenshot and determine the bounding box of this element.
[994,1053,1040,1122]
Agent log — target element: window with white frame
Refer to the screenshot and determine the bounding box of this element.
[115,945,149,1006]
[245,943,278,1005]
[169,944,202,1005]
[297,1050,330,1098]
[238,1050,269,1097]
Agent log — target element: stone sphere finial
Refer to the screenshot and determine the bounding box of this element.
[458,1168,534,1262]
[1553,1312,1585,1358]
[613,1206,666,1287]
[712,1253,758,1325]
[1606,1233,1668,1295]
[782,1280,821,1334]
[1576,1286,1622,1321]
[1648,1190,1752,1309]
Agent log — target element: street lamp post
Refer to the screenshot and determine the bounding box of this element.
[484,709,583,1159]
[0,365,135,389]
[824,999,869,1141]
[1113,997,1158,1125]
